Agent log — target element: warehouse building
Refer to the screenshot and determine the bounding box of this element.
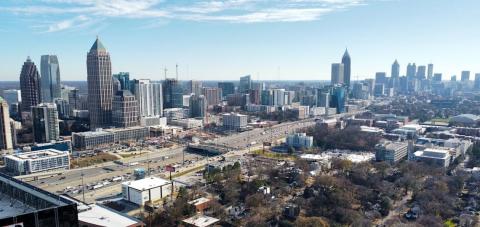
[122,176,172,206]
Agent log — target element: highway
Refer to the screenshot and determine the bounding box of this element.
[21,114,362,203]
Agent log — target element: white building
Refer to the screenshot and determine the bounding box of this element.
[4,149,70,175]
[222,113,248,130]
[414,148,451,168]
[375,141,408,164]
[286,133,313,149]
[132,79,163,120]
[122,177,171,206]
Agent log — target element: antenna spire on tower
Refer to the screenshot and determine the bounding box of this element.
[176,63,179,80]
[164,67,167,80]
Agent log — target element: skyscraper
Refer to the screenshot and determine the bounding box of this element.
[331,63,344,85]
[474,74,480,90]
[113,72,130,91]
[112,90,139,128]
[87,37,113,129]
[218,82,235,99]
[188,80,203,95]
[427,64,434,80]
[202,87,222,106]
[0,97,13,150]
[406,63,417,78]
[461,71,470,81]
[20,57,41,112]
[239,75,252,93]
[32,103,59,143]
[433,73,442,82]
[416,66,426,80]
[391,60,400,90]
[132,79,163,118]
[330,86,346,114]
[163,78,183,108]
[189,95,207,118]
[40,55,61,102]
[341,49,351,87]
[391,60,400,78]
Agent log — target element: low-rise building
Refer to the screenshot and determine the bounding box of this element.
[182,214,220,227]
[72,126,149,150]
[414,148,451,168]
[222,113,248,130]
[4,149,70,175]
[286,133,313,149]
[122,177,171,206]
[375,141,408,164]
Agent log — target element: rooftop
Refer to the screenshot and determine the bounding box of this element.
[5,149,67,161]
[414,148,450,159]
[188,197,211,206]
[78,204,143,227]
[182,214,220,227]
[122,176,170,191]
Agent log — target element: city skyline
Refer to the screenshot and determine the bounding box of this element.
[1,0,480,81]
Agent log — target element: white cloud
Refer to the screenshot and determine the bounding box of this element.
[1,0,371,32]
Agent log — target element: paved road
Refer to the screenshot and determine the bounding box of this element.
[24,112,363,202]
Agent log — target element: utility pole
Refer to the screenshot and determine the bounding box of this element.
[81,170,85,203]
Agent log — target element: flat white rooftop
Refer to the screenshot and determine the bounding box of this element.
[5,149,67,161]
[122,176,170,191]
[183,214,220,227]
[188,197,211,206]
[78,204,143,227]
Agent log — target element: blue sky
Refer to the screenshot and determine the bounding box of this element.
[1,0,479,81]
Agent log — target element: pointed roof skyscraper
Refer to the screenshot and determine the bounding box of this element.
[341,49,351,87]
[89,36,107,53]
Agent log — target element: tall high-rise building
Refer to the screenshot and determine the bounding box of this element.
[132,79,163,118]
[416,66,426,80]
[0,97,13,150]
[391,60,400,78]
[427,64,434,80]
[188,80,203,95]
[451,75,457,81]
[40,55,61,102]
[202,87,222,106]
[112,90,139,128]
[32,103,59,143]
[406,63,417,78]
[331,63,344,85]
[68,88,81,111]
[20,57,41,112]
[316,89,330,108]
[330,86,346,114]
[474,74,480,90]
[461,71,470,81]
[189,95,207,118]
[239,75,252,93]
[113,72,130,91]
[341,49,351,87]
[375,72,387,85]
[272,89,286,106]
[433,73,442,82]
[163,78,183,108]
[218,82,235,99]
[87,37,113,129]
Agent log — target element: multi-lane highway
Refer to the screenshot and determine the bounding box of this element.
[20,115,359,203]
